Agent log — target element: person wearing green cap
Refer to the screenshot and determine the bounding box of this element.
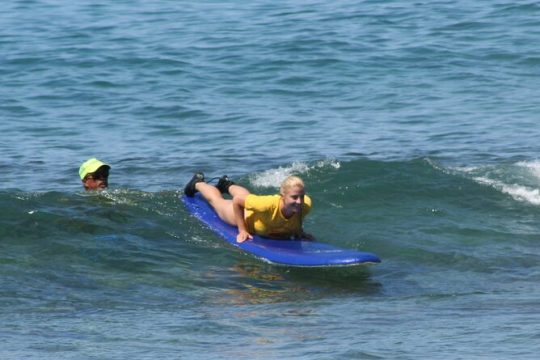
[79,158,111,190]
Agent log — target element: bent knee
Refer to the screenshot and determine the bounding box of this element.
[208,200,235,224]
[217,206,237,225]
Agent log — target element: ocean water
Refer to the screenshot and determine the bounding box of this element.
[1,0,540,358]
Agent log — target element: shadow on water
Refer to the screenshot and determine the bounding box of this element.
[210,260,383,305]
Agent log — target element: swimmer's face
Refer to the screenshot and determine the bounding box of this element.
[82,167,109,190]
[281,186,305,214]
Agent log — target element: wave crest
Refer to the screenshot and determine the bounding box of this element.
[249,160,340,188]
[456,160,540,206]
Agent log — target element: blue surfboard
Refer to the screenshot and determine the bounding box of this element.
[182,193,381,267]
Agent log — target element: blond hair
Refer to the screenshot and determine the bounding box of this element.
[280,176,305,195]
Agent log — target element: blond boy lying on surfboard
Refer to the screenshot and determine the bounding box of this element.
[184,174,314,243]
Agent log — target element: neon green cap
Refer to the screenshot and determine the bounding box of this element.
[79,158,111,180]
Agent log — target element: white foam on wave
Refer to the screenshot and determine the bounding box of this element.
[517,160,540,179]
[250,160,340,188]
[453,165,479,173]
[449,160,540,206]
[474,176,540,206]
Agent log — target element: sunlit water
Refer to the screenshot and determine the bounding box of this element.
[1,1,540,358]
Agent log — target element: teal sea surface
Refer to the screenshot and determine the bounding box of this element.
[1,1,540,359]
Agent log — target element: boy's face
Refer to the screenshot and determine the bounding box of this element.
[281,186,305,214]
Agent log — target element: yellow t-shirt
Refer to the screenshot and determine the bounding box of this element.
[244,194,312,239]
